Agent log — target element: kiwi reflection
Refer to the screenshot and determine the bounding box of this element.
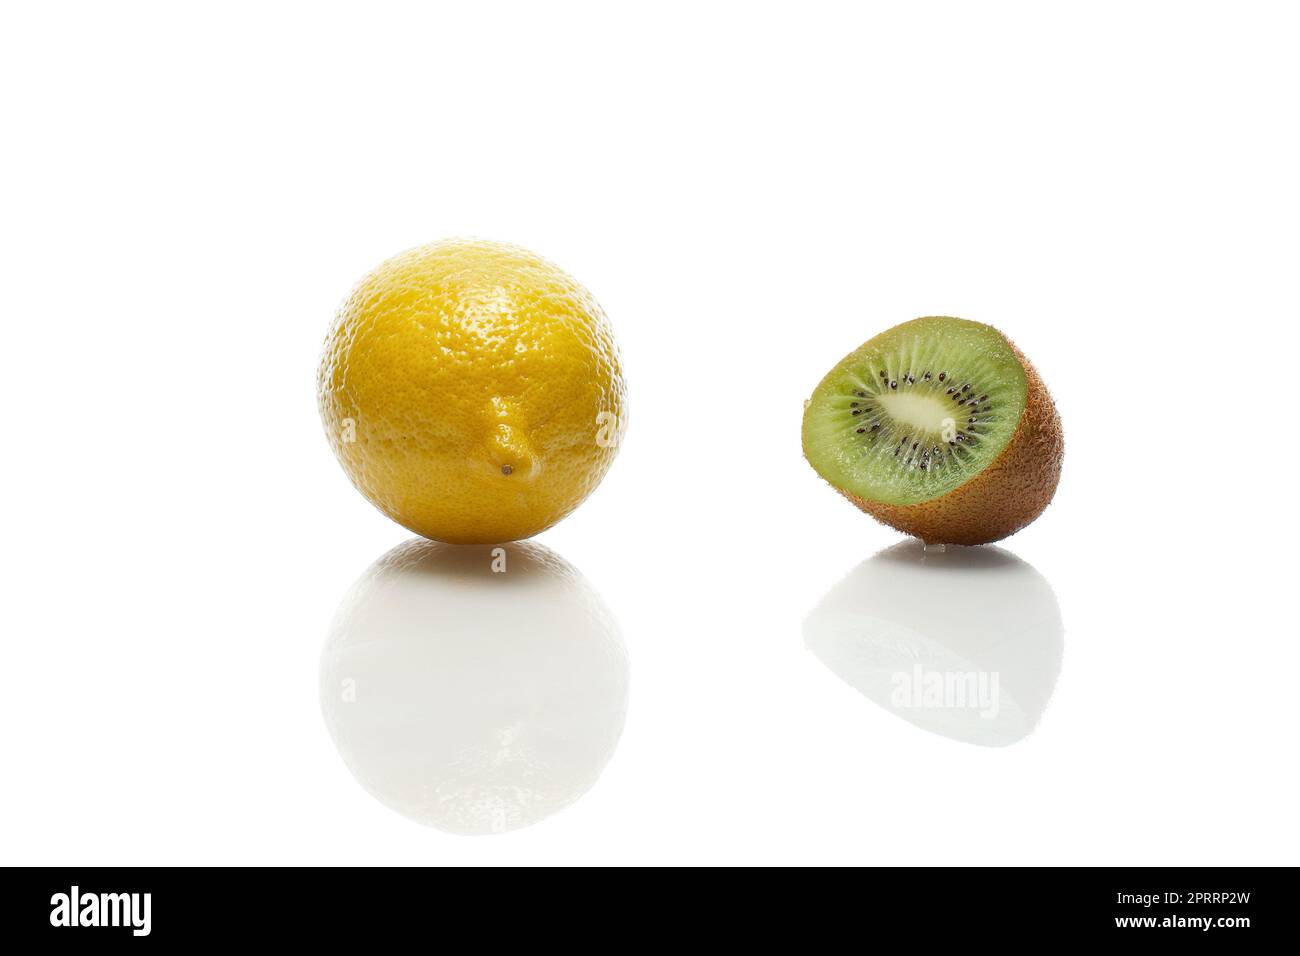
[804,541,1062,747]
[320,539,628,835]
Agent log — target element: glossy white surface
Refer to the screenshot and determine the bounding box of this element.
[2,2,1297,865]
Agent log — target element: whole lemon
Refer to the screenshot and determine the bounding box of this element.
[318,239,627,544]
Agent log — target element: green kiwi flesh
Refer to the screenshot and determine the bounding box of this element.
[802,317,1028,507]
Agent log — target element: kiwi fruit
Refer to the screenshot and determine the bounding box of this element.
[802,316,1063,545]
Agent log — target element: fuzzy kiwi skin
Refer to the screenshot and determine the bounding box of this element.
[811,336,1064,546]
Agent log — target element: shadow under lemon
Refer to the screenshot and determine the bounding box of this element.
[803,540,1063,747]
[320,539,628,835]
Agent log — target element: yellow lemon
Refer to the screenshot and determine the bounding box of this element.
[318,239,627,544]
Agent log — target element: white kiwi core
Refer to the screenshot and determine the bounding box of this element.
[876,392,956,436]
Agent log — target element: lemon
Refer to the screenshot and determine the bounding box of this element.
[318,239,627,544]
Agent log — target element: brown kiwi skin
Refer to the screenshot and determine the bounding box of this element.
[824,336,1063,546]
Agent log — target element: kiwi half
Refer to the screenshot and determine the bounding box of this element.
[802,316,1063,545]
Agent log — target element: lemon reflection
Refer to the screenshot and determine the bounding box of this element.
[321,539,628,835]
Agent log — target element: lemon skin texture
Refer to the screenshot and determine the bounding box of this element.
[318,239,627,544]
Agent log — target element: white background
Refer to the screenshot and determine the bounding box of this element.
[3,1,1298,865]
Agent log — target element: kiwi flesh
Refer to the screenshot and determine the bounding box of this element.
[802,316,1063,545]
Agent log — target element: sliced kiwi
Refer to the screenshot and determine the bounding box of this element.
[802,316,1063,545]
